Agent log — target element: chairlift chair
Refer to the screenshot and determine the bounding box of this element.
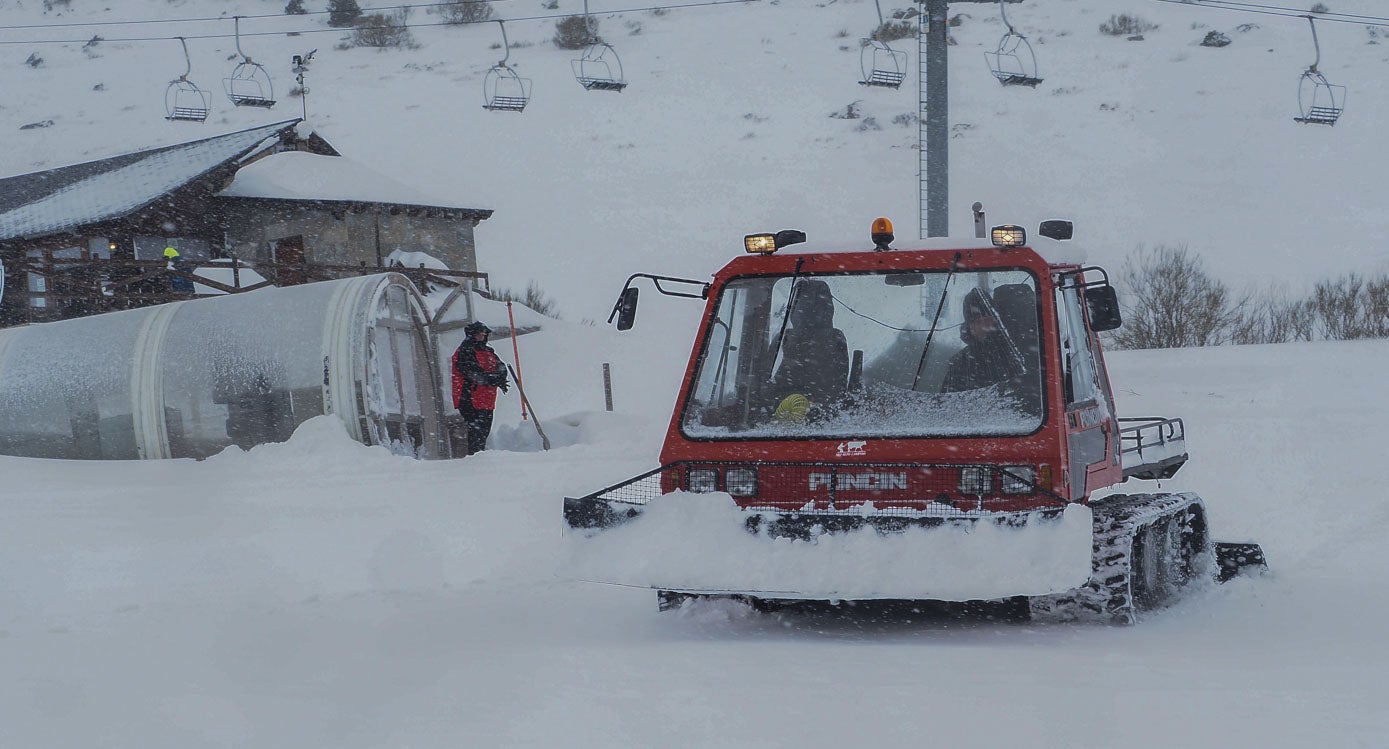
[858,0,906,89]
[1293,16,1345,126]
[985,1,1042,88]
[165,37,211,122]
[860,40,907,88]
[570,2,627,91]
[573,42,627,91]
[483,20,532,112]
[224,18,276,108]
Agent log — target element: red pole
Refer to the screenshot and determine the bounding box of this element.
[507,301,527,420]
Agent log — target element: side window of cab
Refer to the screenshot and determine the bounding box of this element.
[1055,285,1101,407]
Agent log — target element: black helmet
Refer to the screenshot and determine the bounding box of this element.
[465,321,491,337]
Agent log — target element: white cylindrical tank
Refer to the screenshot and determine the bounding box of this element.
[0,273,446,460]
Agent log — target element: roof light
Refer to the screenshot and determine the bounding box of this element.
[744,229,807,255]
[744,234,778,254]
[991,225,1026,248]
[871,217,894,251]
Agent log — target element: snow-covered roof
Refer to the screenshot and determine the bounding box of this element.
[217,151,485,212]
[0,120,299,242]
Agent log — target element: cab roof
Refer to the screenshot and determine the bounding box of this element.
[771,234,1089,266]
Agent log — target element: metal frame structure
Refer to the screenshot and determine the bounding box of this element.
[223,16,277,108]
[859,0,908,88]
[985,0,1042,87]
[1293,15,1345,126]
[483,20,532,112]
[571,0,628,91]
[165,37,211,122]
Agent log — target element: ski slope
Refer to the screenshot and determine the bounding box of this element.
[2,328,1386,748]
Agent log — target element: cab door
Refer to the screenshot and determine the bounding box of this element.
[1054,284,1114,500]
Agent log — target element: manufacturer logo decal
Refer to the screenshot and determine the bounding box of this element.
[808,471,908,492]
[835,440,868,457]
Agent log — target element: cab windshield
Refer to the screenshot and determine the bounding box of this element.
[680,269,1045,439]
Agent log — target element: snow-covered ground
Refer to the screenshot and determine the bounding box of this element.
[2,330,1387,748]
[4,0,1389,745]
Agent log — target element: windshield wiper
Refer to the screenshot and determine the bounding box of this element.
[910,252,960,391]
[765,257,806,383]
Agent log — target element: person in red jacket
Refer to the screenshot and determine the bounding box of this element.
[452,321,510,455]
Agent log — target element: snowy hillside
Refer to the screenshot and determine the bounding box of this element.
[2,0,1388,320]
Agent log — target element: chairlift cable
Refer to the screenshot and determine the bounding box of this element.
[0,1,529,32]
[1153,0,1389,27]
[0,0,762,45]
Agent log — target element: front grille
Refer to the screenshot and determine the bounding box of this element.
[575,462,1061,518]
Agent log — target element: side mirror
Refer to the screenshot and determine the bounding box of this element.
[1084,285,1123,332]
[615,287,639,331]
[1038,220,1074,241]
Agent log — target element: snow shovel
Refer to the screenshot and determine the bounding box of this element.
[506,363,550,450]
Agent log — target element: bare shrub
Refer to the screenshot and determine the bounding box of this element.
[554,15,597,49]
[870,20,916,43]
[493,281,561,319]
[1227,286,1314,345]
[1308,274,1389,340]
[1110,245,1241,349]
[437,0,493,24]
[1201,30,1232,47]
[352,11,416,49]
[1100,14,1159,36]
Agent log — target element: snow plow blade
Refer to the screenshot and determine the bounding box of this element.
[563,465,1097,602]
[1214,541,1267,583]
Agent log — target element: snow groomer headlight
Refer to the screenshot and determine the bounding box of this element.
[991,225,1026,248]
[1000,466,1037,494]
[744,229,807,255]
[687,468,720,493]
[959,466,992,495]
[724,467,758,498]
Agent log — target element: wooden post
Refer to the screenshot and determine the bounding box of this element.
[602,362,614,412]
[507,301,527,420]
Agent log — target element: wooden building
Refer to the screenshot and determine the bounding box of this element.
[0,119,492,327]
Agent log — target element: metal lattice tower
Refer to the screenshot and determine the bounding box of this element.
[919,0,949,239]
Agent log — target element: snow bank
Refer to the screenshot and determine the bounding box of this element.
[491,410,651,452]
[563,493,1094,600]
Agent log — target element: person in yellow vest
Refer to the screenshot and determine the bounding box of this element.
[164,247,195,295]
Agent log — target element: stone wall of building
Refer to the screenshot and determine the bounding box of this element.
[221,202,478,273]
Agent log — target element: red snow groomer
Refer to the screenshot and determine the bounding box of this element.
[565,218,1265,623]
